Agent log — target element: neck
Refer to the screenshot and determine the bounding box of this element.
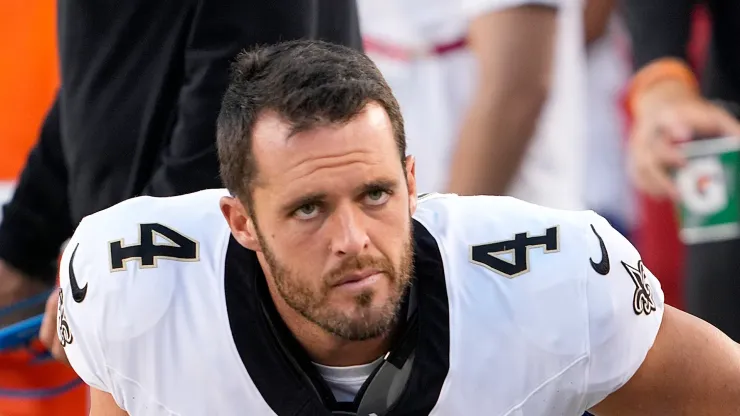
[282,307,392,367]
[264,277,395,367]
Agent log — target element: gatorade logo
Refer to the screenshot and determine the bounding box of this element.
[677,156,728,215]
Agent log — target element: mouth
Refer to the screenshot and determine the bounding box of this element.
[332,268,383,287]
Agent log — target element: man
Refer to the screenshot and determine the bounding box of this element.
[45,40,740,415]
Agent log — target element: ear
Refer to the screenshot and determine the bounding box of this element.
[220,196,261,252]
[405,155,418,216]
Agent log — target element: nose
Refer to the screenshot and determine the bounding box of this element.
[329,202,369,257]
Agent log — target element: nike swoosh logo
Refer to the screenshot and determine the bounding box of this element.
[68,244,88,303]
[589,224,610,275]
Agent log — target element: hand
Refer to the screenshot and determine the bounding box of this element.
[39,289,69,365]
[0,258,51,326]
[628,95,740,200]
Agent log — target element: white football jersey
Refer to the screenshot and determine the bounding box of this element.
[58,190,663,415]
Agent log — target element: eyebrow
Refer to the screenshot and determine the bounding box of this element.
[358,179,398,194]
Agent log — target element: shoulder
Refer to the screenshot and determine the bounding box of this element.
[73,188,231,260]
[413,193,598,327]
[414,194,664,407]
[415,193,662,312]
[414,193,594,266]
[79,188,231,236]
[59,189,233,392]
[412,195,592,402]
[59,189,232,349]
[582,215,665,408]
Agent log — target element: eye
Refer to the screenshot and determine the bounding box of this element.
[364,189,391,206]
[293,204,320,220]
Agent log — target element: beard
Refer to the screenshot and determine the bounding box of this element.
[256,223,414,341]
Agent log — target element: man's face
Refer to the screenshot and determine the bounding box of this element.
[248,103,417,341]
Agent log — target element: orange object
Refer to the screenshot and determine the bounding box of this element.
[0,344,87,416]
[0,1,60,180]
[626,57,700,117]
[0,2,89,415]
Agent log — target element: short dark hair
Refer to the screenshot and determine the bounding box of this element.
[216,39,406,206]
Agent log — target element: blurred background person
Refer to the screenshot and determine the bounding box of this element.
[359,0,569,206]
[623,0,740,339]
[0,1,362,415]
[359,0,626,215]
[618,4,715,312]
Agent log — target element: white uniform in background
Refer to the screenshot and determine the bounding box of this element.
[584,16,634,230]
[359,0,587,210]
[59,190,663,415]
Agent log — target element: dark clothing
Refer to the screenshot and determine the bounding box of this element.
[623,0,740,339]
[0,100,73,280]
[685,239,740,341]
[0,0,362,283]
[623,0,740,102]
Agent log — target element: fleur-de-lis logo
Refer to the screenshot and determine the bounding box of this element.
[57,288,74,347]
[621,260,656,316]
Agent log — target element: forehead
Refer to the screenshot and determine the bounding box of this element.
[251,103,401,196]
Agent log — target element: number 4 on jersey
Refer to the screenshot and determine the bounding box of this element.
[470,227,559,278]
[109,223,199,271]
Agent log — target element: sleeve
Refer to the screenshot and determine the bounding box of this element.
[0,95,75,284]
[462,0,559,20]
[57,218,112,392]
[142,0,363,197]
[621,0,694,70]
[582,213,665,409]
